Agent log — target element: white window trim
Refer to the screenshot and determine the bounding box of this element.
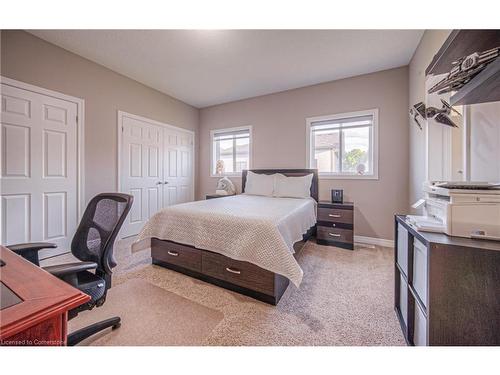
[306,108,379,180]
[210,125,253,177]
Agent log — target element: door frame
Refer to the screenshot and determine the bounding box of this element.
[0,76,86,219]
[116,110,195,202]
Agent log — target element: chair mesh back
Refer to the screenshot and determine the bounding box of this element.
[71,193,133,273]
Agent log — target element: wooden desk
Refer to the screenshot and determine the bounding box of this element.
[0,246,90,346]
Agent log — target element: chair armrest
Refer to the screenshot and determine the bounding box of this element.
[8,242,57,252]
[7,242,57,266]
[43,262,98,278]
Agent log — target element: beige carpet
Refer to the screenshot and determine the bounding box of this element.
[68,278,224,346]
[46,237,405,345]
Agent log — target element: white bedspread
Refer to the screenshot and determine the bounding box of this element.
[135,194,317,287]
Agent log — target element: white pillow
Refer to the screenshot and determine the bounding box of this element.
[274,173,313,199]
[244,171,275,196]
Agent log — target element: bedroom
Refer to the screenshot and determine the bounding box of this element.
[1,1,499,374]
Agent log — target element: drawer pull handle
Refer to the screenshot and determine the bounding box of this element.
[328,214,341,218]
[167,251,179,257]
[225,267,241,275]
[329,233,341,237]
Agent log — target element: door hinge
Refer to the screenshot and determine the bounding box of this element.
[76,115,79,123]
[122,126,124,132]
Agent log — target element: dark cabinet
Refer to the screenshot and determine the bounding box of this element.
[394,215,500,345]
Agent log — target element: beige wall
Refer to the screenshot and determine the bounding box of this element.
[199,67,410,240]
[1,30,199,203]
[408,30,451,208]
[2,30,416,240]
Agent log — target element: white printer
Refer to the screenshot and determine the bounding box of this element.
[409,182,500,240]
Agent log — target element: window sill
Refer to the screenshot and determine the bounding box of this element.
[318,173,379,180]
[210,173,243,178]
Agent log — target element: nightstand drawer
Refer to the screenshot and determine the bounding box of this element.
[317,208,353,224]
[317,226,353,244]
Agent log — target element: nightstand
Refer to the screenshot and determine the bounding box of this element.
[316,201,354,250]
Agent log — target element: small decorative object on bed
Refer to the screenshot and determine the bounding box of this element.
[215,176,236,196]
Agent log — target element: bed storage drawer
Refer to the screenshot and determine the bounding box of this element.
[317,208,353,224]
[151,239,202,272]
[202,251,275,295]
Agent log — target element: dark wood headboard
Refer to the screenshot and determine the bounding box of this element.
[241,169,319,202]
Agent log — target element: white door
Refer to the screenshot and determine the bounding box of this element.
[1,83,78,258]
[163,129,194,207]
[120,115,164,237]
[119,112,194,237]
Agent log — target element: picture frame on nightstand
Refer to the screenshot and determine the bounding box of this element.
[331,189,343,203]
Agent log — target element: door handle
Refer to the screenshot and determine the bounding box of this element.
[163,181,169,184]
[156,181,162,185]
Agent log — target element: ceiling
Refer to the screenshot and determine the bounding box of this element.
[29,30,424,108]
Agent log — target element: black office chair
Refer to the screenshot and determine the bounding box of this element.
[8,193,133,346]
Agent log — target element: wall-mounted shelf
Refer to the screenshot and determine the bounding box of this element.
[426,30,500,76]
[426,29,500,106]
[451,56,500,105]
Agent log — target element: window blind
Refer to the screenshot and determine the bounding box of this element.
[311,114,373,132]
[213,129,250,141]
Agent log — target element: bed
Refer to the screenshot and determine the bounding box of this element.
[136,169,318,305]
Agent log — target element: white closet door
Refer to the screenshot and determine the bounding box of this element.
[1,83,78,257]
[120,114,164,237]
[119,112,194,238]
[162,129,194,207]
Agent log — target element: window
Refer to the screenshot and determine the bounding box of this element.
[306,109,378,179]
[210,126,252,176]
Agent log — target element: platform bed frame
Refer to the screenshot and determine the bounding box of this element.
[151,169,318,305]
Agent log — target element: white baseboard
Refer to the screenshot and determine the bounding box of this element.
[354,235,394,248]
